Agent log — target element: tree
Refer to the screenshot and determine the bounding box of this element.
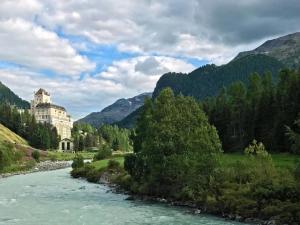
[285,116,300,154]
[111,138,120,151]
[72,154,84,169]
[125,88,222,198]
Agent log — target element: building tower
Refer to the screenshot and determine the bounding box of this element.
[30,88,73,151]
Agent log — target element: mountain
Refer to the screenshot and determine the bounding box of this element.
[0,81,30,109]
[77,92,152,127]
[153,54,283,99]
[234,32,300,68]
[117,54,283,128]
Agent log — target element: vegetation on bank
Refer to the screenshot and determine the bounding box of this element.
[0,124,37,173]
[72,86,300,225]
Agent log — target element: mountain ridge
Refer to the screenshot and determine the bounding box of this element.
[77,92,152,127]
[0,81,30,109]
[234,32,300,68]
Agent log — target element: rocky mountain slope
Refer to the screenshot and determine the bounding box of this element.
[77,92,152,127]
[234,32,300,68]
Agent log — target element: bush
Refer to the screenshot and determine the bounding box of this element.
[93,145,112,161]
[31,150,40,162]
[107,159,120,169]
[72,154,84,169]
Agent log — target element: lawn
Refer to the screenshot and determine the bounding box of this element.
[90,156,125,170]
[221,153,300,169]
[80,152,299,172]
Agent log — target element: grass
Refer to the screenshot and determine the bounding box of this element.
[88,153,299,172]
[0,123,28,145]
[44,151,96,161]
[91,156,124,170]
[221,153,300,169]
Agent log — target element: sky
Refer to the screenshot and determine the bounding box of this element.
[0,0,299,119]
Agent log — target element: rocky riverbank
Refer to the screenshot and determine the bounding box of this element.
[0,160,71,179]
[94,172,276,225]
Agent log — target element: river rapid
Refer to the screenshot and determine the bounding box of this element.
[0,168,249,225]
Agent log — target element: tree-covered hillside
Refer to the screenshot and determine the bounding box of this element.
[0,81,30,109]
[153,54,284,99]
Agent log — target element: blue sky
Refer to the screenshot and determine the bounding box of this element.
[0,0,299,119]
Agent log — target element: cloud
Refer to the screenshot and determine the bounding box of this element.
[36,0,300,64]
[0,56,195,119]
[0,0,299,119]
[0,18,95,76]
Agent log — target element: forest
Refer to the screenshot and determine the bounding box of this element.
[203,68,300,153]
[0,103,59,149]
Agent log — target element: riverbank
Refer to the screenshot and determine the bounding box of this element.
[71,155,300,225]
[0,160,71,179]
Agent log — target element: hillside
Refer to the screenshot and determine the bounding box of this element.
[77,92,152,127]
[235,32,300,68]
[0,81,30,109]
[0,123,28,145]
[0,123,36,173]
[153,54,283,99]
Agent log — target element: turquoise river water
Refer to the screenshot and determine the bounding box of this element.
[0,168,249,225]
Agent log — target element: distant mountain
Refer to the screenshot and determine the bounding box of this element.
[234,32,300,68]
[0,81,30,109]
[77,92,152,127]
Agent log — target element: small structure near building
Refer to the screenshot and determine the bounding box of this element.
[30,88,74,151]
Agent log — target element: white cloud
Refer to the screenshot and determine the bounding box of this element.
[0,56,195,119]
[35,0,300,64]
[0,18,95,76]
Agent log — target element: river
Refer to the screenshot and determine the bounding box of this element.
[0,168,249,225]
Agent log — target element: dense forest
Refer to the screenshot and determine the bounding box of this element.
[0,103,59,149]
[0,82,30,109]
[120,88,300,224]
[153,54,283,100]
[203,68,300,153]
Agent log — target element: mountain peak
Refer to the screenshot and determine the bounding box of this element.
[234,32,300,68]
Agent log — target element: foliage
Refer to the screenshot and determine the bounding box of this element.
[0,142,22,171]
[285,116,300,154]
[0,103,59,149]
[31,150,40,162]
[153,54,282,101]
[203,69,300,153]
[125,88,222,197]
[99,124,131,152]
[0,81,30,109]
[72,123,99,151]
[93,145,112,161]
[107,159,121,169]
[71,154,84,169]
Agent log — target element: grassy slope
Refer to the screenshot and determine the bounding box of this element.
[0,123,28,145]
[0,123,37,173]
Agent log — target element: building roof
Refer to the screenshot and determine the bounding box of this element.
[35,88,50,96]
[36,103,66,111]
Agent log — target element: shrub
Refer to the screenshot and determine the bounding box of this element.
[93,145,112,161]
[72,154,84,169]
[31,150,40,162]
[107,159,120,169]
[295,161,300,181]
